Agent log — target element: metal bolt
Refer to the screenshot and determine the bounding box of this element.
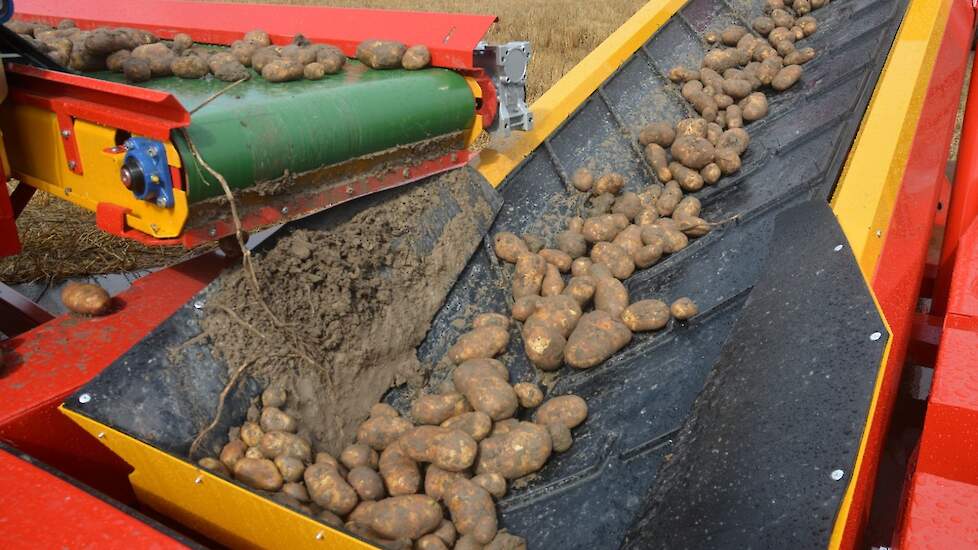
[194,476,203,484]
[150,224,160,234]
[870,332,882,341]
[60,129,71,138]
[150,175,160,183]
[875,229,882,238]
[78,393,92,404]
[315,531,325,541]
[64,187,72,195]
[193,300,205,310]
[155,196,167,207]
[833,245,843,252]
[208,228,218,237]
[830,469,844,481]
[346,185,354,195]
[281,206,289,215]
[67,160,77,170]
[147,147,158,158]
[97,432,105,439]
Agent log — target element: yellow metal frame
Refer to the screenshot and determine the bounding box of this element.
[0,103,189,238]
[475,0,689,187]
[827,0,953,547]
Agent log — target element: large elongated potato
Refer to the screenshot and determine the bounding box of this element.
[378,442,421,496]
[448,325,509,364]
[397,426,478,472]
[305,463,358,515]
[356,39,406,69]
[259,431,312,462]
[534,395,588,428]
[476,422,552,479]
[412,392,470,425]
[493,232,527,263]
[622,299,671,331]
[357,415,414,451]
[446,478,498,544]
[564,311,633,369]
[452,360,518,421]
[582,215,623,243]
[512,252,547,298]
[234,457,283,491]
[441,411,493,442]
[593,276,629,317]
[363,495,442,540]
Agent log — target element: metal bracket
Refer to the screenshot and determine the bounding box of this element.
[55,110,83,175]
[122,137,174,209]
[474,41,534,133]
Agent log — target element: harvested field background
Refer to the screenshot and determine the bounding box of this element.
[0,0,645,284]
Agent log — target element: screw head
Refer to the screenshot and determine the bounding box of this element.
[78,393,92,404]
[147,147,158,157]
[281,206,289,215]
[155,196,167,207]
[830,469,844,481]
[194,476,203,484]
[97,432,105,439]
[60,129,71,138]
[345,185,354,195]
[193,300,205,310]
[402,168,410,178]
[833,245,843,252]
[315,531,325,541]
[875,229,882,238]
[67,160,77,170]
[208,228,218,237]
[870,331,882,341]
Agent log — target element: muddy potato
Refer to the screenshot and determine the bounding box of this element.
[705,122,723,146]
[540,263,564,297]
[571,257,593,277]
[533,248,570,273]
[720,25,748,46]
[45,49,68,65]
[555,230,588,260]
[701,163,722,185]
[477,421,552,480]
[511,251,547,298]
[468,473,506,501]
[635,208,659,227]
[511,295,541,321]
[611,192,642,221]
[668,65,700,83]
[702,49,738,73]
[259,431,312,462]
[260,407,297,433]
[704,30,720,44]
[687,91,718,122]
[769,27,795,46]
[441,411,493,442]
[261,58,302,82]
[669,162,705,192]
[280,44,315,64]
[245,447,265,459]
[571,167,593,192]
[398,426,478,472]
[261,386,287,409]
[370,403,399,419]
[361,494,441,540]
[234,457,284,491]
[241,29,271,47]
[717,128,750,156]
[251,46,281,72]
[347,466,385,501]
[593,173,625,196]
[84,28,121,55]
[564,311,632,369]
[671,135,715,170]
[784,47,815,66]
[581,214,622,243]
[281,481,310,502]
[275,455,306,483]
[681,80,704,101]
[662,227,690,254]
[678,216,712,238]
[472,313,508,331]
[72,46,109,73]
[590,242,635,280]
[315,46,346,74]
[621,299,671,332]
[522,323,565,371]
[562,275,596,307]
[535,395,588,429]
[240,421,264,447]
[771,8,795,28]
[638,122,676,147]
[170,32,192,52]
[772,38,796,58]
[130,42,174,76]
[797,15,817,36]
[61,282,111,315]
[424,465,470,501]
[220,439,247,469]
[357,415,414,451]
[726,105,744,130]
[340,443,380,470]
[378,443,421,496]
[811,0,827,7]
[524,294,583,338]
[547,423,573,453]
[721,78,752,100]
[453,361,518,421]
[170,55,209,79]
[672,196,702,220]
[633,242,664,269]
[611,225,644,258]
[100,47,130,71]
[710,148,741,176]
[446,479,498,544]
[493,231,528,263]
[772,64,803,91]
[671,297,699,320]
[756,56,783,86]
[410,392,469,426]
[592,273,629,317]
[714,93,733,110]
[644,143,672,183]
[448,325,509,364]
[521,234,544,253]
[740,92,769,122]
[198,457,229,476]
[417,535,449,550]
[432,520,458,547]
[399,44,431,70]
[356,39,406,69]
[699,67,724,93]
[793,0,812,15]
[509,382,542,409]
[587,192,617,216]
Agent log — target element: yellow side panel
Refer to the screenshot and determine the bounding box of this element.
[63,408,371,550]
[0,104,188,238]
[475,0,688,187]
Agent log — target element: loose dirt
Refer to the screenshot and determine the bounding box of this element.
[198,168,494,455]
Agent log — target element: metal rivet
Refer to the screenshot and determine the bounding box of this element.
[831,469,844,481]
[833,245,843,252]
[194,476,203,484]
[870,332,882,341]
[402,168,410,178]
[60,129,71,138]
[315,531,325,541]
[67,160,77,170]
[97,432,105,439]
[875,230,882,238]
[155,196,166,207]
[78,393,91,404]
[346,185,354,195]
[193,300,205,310]
[147,147,158,157]
[281,206,289,215]
[150,224,160,234]
[64,187,72,195]
[208,228,218,237]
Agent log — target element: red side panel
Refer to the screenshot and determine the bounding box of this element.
[14,0,497,70]
[0,162,18,257]
[899,473,978,549]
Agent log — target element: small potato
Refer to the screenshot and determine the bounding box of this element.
[672,196,702,220]
[593,173,625,195]
[199,457,229,476]
[771,9,795,29]
[539,248,573,273]
[402,44,431,70]
[433,520,458,547]
[678,216,712,238]
[555,230,588,259]
[348,466,386,501]
[588,192,617,216]
[633,243,664,269]
[535,394,588,428]
[645,143,672,183]
[448,325,509,364]
[772,64,803,91]
[446,478,498,544]
[714,93,734,109]
[341,443,380,470]
[356,39,407,69]
[567,216,585,233]
[61,282,111,315]
[412,392,471,425]
[244,29,272,47]
[706,122,723,146]
[757,56,783,86]
[261,58,302,82]
[562,275,596,307]
[593,273,629,317]
[669,162,705,192]
[106,49,130,72]
[378,443,421,496]
[441,411,493,442]
[565,310,632,369]
[282,481,310,502]
[720,25,748,46]
[701,163,721,185]
[522,234,544,253]
[547,423,573,453]
[303,62,326,80]
[656,181,683,216]
[687,91,718,122]
[121,57,151,82]
[398,426,478,472]
[364,495,442,540]
[541,263,564,297]
[717,128,750,156]
[261,407,297,433]
[726,105,744,129]
[275,455,306,483]
[511,295,541,322]
[571,168,594,192]
[234,457,284,491]
[621,299,671,331]
[262,386,287,408]
[668,66,700,83]
[571,257,593,277]
[424,465,470,501]
[638,122,676,147]
[476,422,552,479]
[671,136,715,170]
[417,534,449,550]
[769,26,795,45]
[220,439,247,469]
[671,297,699,320]
[581,214,623,243]
[512,382,544,409]
[591,242,635,280]
[357,415,414,451]
[740,92,769,121]
[259,431,312,462]
[635,207,658,226]
[797,15,817,36]
[661,227,689,254]
[522,323,566,371]
[453,361,518,421]
[473,313,509,330]
[704,31,720,44]
[681,80,704,101]
[753,15,776,36]
[240,421,264,447]
[612,192,643,221]
[493,231,528,263]
[784,47,815,66]
[371,403,400,419]
[316,45,346,74]
[715,147,743,175]
[230,39,259,66]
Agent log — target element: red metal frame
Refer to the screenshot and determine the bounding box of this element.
[14,0,497,72]
[0,159,19,257]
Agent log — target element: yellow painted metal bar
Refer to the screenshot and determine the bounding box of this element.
[63,407,371,550]
[475,0,689,187]
[830,0,953,280]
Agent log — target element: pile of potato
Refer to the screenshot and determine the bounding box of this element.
[199,345,586,549]
[5,19,431,84]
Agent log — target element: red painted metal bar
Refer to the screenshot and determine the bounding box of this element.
[0,160,18,257]
[839,4,975,548]
[13,0,497,71]
[9,180,36,218]
[0,448,187,549]
[0,251,229,502]
[0,282,54,336]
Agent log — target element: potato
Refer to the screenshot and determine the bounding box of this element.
[793,0,812,15]
[714,93,733,110]
[612,225,644,257]
[259,431,312,462]
[470,313,507,331]
[671,136,715,170]
[507,382,542,409]
[571,257,593,277]
[771,8,795,28]
[402,44,431,70]
[535,248,571,273]
[522,323,566,371]
[547,422,573,453]
[398,426,478,471]
[261,386,287,409]
[453,360,518,421]
[441,411,493,442]
[347,465,386,501]
[621,299,671,332]
[411,392,470,425]
[810,0,827,8]
[511,252,549,298]
[234,457,284,491]
[705,122,723,146]
[687,91,718,122]
[668,65,700,82]
[280,44,316,65]
[130,42,174,76]
[243,29,272,47]
[784,47,815,66]
[669,162,705,192]
[588,192,616,216]
[564,310,632,369]
[467,473,505,501]
[524,294,583,338]
[261,58,302,82]
[678,216,712,237]
[121,56,152,82]
[702,49,740,73]
[633,242,664,269]
[535,395,588,429]
[424,465,470,501]
[756,56,782,86]
[797,15,817,36]
[769,26,795,45]
[715,128,749,156]
[562,275,596,307]
[701,163,721,185]
[275,455,306,482]
[446,478,498,544]
[99,48,129,72]
[61,282,111,315]
[635,207,659,226]
[715,147,743,175]
[417,535,449,550]
[199,456,229,476]
[298,62,324,80]
[671,297,699,320]
[638,122,676,147]
[611,192,642,221]
[378,442,421,496]
[493,232,528,264]
[84,29,122,56]
[282,481,310,502]
[672,196,702,220]
[571,167,594,192]
[593,274,629,318]
[357,39,406,69]
[227,39,257,67]
[240,421,264,447]
[362,495,442,540]
[476,422,552,479]
[358,415,414,451]
[654,181,681,216]
[540,263,564,297]
[340,443,380,470]
[740,92,769,121]
[261,407,297,433]
[773,39,796,57]
[641,143,672,184]
[772,64,803,91]
[719,25,748,46]
[244,446,264,459]
[681,80,704,101]
[448,325,509,364]
[371,403,400,419]
[581,214,623,243]
[251,46,280,72]
[721,78,752,101]
[554,230,588,260]
[511,295,541,321]
[316,46,346,74]
[522,234,544,253]
[593,173,625,195]
[725,106,744,130]
[220,439,247,469]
